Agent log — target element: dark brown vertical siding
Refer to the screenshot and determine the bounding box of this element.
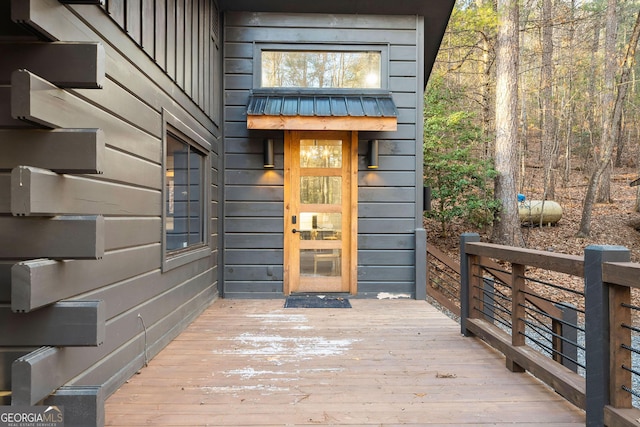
[210,3,220,119]
[184,0,192,96]
[199,0,206,107]
[203,0,210,116]
[155,0,167,69]
[105,0,217,117]
[191,0,200,104]
[108,0,126,28]
[176,0,185,88]
[166,0,176,78]
[126,0,142,44]
[142,0,155,55]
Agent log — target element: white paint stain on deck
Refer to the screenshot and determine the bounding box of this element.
[216,309,356,393]
[218,311,357,360]
[219,312,358,390]
[225,367,343,380]
[246,313,307,323]
[219,333,356,359]
[200,384,290,395]
[377,292,412,300]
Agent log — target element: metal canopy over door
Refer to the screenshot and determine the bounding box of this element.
[284,130,357,294]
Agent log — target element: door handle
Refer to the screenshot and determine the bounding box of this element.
[292,229,298,234]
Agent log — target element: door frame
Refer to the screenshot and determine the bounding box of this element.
[283,130,358,295]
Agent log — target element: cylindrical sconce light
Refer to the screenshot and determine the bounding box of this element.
[367,139,379,169]
[263,139,274,168]
[423,186,432,212]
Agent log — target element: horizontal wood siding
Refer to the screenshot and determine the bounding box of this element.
[1,1,221,423]
[223,12,422,298]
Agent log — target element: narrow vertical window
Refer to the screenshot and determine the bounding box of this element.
[166,132,204,252]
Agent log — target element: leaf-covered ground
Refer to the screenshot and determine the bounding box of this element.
[425,166,640,261]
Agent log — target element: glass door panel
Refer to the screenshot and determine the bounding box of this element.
[299,140,342,282]
[286,131,354,294]
[300,140,343,168]
[300,177,342,205]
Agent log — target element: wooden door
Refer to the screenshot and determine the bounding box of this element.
[284,130,357,294]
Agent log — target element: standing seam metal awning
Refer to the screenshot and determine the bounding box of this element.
[246,91,398,131]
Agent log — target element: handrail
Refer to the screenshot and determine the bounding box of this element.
[465,241,584,277]
[602,261,640,289]
[457,233,640,427]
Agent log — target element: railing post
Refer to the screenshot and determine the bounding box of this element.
[584,245,630,427]
[415,228,427,301]
[460,233,480,337]
[553,303,578,373]
[508,262,526,373]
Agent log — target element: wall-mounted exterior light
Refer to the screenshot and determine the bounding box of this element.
[423,186,432,211]
[263,139,274,168]
[367,139,379,169]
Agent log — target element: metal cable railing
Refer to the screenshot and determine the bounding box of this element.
[619,300,640,406]
[457,235,640,425]
[463,254,586,379]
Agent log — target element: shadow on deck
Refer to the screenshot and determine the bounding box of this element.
[105,299,585,426]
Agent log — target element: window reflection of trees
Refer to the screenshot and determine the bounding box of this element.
[262,51,381,88]
[301,177,342,205]
[300,142,342,168]
[300,140,342,205]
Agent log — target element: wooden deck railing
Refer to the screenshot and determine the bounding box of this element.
[427,233,640,427]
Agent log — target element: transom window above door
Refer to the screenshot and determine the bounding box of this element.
[257,45,387,89]
[249,45,395,131]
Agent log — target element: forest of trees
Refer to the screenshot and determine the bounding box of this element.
[425,0,640,244]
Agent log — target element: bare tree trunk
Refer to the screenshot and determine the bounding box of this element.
[481,30,494,156]
[585,25,600,170]
[635,130,640,211]
[615,23,634,168]
[578,1,640,236]
[596,0,618,203]
[612,10,640,168]
[563,0,576,185]
[491,0,524,247]
[476,0,496,158]
[636,117,640,211]
[597,157,612,203]
[615,108,626,168]
[519,1,534,194]
[541,0,556,203]
[578,0,617,236]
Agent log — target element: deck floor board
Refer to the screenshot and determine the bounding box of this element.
[105,299,585,426]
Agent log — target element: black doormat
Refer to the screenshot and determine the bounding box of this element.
[284,295,351,308]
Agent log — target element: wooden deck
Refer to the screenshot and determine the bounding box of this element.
[105,299,586,426]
